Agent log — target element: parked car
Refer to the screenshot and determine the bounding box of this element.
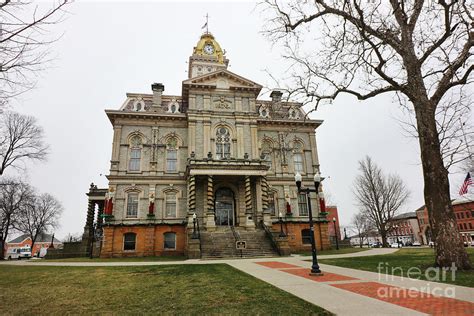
[428,241,435,248]
[5,247,32,260]
[369,242,382,248]
[390,242,402,248]
[412,241,421,247]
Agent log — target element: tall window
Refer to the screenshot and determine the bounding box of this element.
[293,153,304,173]
[167,149,177,172]
[123,233,136,251]
[268,191,276,216]
[164,232,176,249]
[127,193,139,218]
[216,127,231,159]
[165,193,177,218]
[298,193,308,216]
[129,135,142,171]
[263,153,272,169]
[261,140,273,169]
[166,137,178,172]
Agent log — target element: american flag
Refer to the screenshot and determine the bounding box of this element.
[459,172,473,195]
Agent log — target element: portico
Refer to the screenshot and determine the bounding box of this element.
[186,156,269,230]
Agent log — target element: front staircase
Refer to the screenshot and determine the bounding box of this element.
[200,227,279,259]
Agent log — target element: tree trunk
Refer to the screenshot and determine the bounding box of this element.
[0,236,5,260]
[413,102,471,269]
[381,232,388,248]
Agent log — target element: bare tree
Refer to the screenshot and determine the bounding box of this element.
[0,111,48,176]
[63,232,81,243]
[398,90,474,171]
[0,0,69,106]
[353,156,410,247]
[0,176,33,259]
[15,192,62,254]
[351,211,372,248]
[262,0,473,269]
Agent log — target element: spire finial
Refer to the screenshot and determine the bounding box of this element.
[201,13,209,34]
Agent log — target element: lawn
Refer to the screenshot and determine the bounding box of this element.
[295,247,370,256]
[0,264,331,315]
[320,248,474,287]
[41,255,187,262]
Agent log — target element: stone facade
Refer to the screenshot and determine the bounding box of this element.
[94,32,328,257]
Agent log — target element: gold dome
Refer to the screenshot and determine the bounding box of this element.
[193,33,225,64]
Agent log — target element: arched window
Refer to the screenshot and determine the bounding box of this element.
[123,233,136,251]
[298,193,308,216]
[301,229,311,245]
[166,137,178,172]
[129,135,142,171]
[126,192,139,218]
[164,232,176,250]
[216,127,231,159]
[165,192,177,218]
[293,141,304,173]
[268,191,276,216]
[261,140,273,169]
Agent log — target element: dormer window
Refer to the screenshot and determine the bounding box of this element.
[167,101,180,113]
[259,105,270,118]
[288,107,300,119]
[133,100,145,112]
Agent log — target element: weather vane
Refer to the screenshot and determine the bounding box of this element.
[202,13,209,34]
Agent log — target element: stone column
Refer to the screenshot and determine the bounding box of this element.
[81,200,95,253]
[85,200,95,235]
[245,176,255,229]
[206,175,216,231]
[187,175,196,228]
[97,201,104,228]
[261,176,272,226]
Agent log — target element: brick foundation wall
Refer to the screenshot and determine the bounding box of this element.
[100,224,186,258]
[273,221,330,252]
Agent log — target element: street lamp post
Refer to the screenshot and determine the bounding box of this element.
[192,213,198,239]
[394,225,400,248]
[279,212,286,237]
[332,217,339,250]
[295,172,323,275]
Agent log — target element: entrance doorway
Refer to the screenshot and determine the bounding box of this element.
[215,188,234,226]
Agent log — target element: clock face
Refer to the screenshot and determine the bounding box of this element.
[204,43,215,55]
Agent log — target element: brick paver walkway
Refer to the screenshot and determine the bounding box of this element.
[253,260,474,316]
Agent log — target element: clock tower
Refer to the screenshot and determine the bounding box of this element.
[188,32,229,78]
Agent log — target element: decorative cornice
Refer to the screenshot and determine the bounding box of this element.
[105,110,187,125]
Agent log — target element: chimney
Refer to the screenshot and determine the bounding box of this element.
[270,90,283,102]
[151,83,165,107]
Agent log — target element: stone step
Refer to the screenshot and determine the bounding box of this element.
[198,227,279,259]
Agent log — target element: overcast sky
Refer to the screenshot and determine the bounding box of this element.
[9,1,471,239]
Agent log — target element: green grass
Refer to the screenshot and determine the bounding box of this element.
[320,248,474,287]
[295,247,370,256]
[41,255,187,262]
[0,264,332,315]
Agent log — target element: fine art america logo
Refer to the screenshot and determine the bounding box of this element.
[377,262,457,298]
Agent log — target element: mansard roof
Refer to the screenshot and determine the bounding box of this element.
[182,69,263,96]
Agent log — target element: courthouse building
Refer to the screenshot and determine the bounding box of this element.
[87,32,330,258]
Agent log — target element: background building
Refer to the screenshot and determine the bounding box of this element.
[415,198,474,245]
[84,32,330,258]
[387,212,421,245]
[6,233,62,257]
